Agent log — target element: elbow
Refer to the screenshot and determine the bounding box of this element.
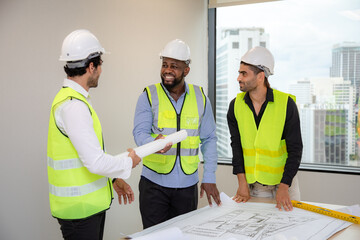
[85,162,101,175]
[83,156,104,175]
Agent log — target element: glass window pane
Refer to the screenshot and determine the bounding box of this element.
[215,0,360,169]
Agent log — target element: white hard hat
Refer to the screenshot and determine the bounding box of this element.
[59,29,105,62]
[241,46,274,77]
[160,39,191,64]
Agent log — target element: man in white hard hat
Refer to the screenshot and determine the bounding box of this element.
[47,29,141,240]
[227,46,302,211]
[133,39,221,229]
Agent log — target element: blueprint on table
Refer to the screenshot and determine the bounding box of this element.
[130,193,358,240]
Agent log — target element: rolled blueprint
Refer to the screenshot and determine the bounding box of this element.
[116,130,188,159]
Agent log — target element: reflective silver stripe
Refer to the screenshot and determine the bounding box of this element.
[159,148,198,156]
[181,148,199,156]
[160,148,177,156]
[148,144,198,157]
[49,177,108,197]
[151,127,199,137]
[189,128,200,137]
[47,157,84,170]
[193,85,205,124]
[148,85,159,128]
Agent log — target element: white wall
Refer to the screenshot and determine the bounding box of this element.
[0,0,207,239]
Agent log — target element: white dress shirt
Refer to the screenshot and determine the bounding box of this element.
[54,79,132,179]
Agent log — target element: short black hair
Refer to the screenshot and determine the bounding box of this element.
[64,56,102,77]
[241,61,263,75]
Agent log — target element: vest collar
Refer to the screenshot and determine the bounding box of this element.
[244,87,274,105]
[160,82,189,99]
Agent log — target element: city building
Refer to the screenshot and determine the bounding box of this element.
[290,77,355,165]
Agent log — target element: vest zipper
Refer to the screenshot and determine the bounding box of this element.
[177,113,181,157]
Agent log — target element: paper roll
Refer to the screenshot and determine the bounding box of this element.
[116,130,188,159]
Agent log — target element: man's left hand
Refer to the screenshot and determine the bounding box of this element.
[200,183,221,207]
[275,183,293,211]
[113,178,134,205]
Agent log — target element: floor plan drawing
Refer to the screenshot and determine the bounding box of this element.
[129,193,357,240]
[182,208,318,239]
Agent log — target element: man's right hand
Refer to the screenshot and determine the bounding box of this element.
[232,173,251,203]
[155,134,172,154]
[127,148,141,168]
[233,185,251,203]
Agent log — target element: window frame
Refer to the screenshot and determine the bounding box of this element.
[207,5,360,175]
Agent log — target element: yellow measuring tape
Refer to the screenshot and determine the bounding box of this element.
[291,200,360,224]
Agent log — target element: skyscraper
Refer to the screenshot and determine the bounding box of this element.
[330,42,360,159]
[330,42,360,98]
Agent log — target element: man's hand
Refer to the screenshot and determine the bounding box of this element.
[233,184,251,203]
[275,183,293,211]
[155,134,172,154]
[233,173,250,203]
[127,148,141,168]
[200,183,221,207]
[113,178,134,205]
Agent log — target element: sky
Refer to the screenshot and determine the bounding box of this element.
[216,0,360,92]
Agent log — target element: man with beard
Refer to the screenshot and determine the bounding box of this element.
[133,39,221,229]
[227,46,302,211]
[47,29,141,240]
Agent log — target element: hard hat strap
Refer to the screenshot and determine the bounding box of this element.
[66,59,88,69]
[65,52,102,69]
[256,65,272,78]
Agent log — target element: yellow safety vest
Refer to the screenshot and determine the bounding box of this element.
[234,89,295,185]
[143,83,206,174]
[47,87,113,220]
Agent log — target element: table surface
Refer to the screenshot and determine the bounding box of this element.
[123,197,360,239]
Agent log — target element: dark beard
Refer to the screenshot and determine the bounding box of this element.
[88,75,99,89]
[161,72,185,91]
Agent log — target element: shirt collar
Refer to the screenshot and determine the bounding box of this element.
[63,78,89,98]
[160,82,189,96]
[243,88,274,103]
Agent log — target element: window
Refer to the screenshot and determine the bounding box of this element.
[208,0,360,173]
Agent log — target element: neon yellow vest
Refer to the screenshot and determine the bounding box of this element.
[234,89,294,185]
[143,83,205,174]
[47,87,113,220]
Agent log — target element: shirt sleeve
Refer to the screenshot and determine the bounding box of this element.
[227,98,245,175]
[200,97,218,184]
[55,99,133,179]
[281,97,303,186]
[133,91,155,146]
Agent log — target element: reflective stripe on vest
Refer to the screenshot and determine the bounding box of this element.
[143,83,205,174]
[49,177,108,197]
[47,87,113,220]
[234,89,293,185]
[47,156,84,170]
